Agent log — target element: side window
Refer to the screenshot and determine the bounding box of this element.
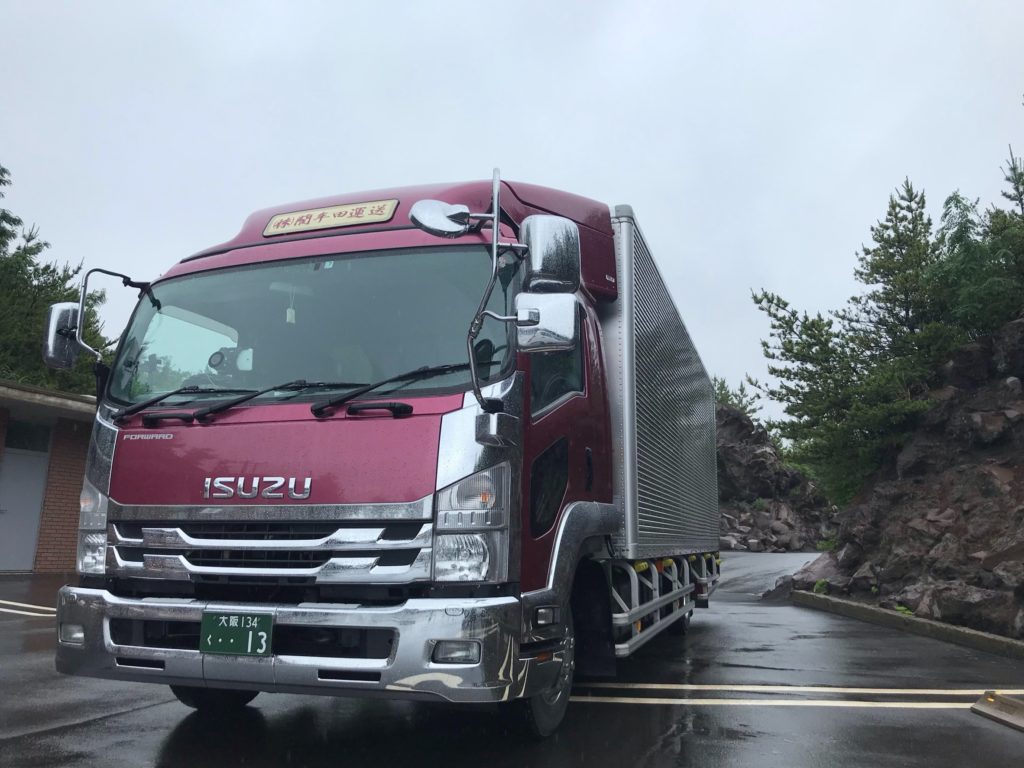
[530,309,585,416]
[4,421,51,452]
[529,437,569,537]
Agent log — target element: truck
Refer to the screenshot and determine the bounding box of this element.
[43,171,720,737]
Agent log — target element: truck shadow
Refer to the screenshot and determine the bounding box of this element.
[153,694,695,768]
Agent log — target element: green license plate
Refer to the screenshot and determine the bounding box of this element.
[200,612,274,656]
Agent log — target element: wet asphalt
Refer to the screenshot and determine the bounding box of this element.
[1,553,1022,767]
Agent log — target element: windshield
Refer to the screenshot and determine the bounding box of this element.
[107,246,519,405]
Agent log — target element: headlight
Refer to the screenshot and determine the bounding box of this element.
[433,463,509,582]
[433,532,507,582]
[77,478,108,575]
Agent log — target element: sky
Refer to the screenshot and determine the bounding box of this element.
[3,1,1023,420]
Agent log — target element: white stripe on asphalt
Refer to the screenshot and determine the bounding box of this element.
[572,696,975,709]
[0,599,56,612]
[0,606,54,618]
[580,683,1024,696]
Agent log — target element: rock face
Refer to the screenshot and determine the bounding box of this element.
[793,319,1024,640]
[716,404,836,553]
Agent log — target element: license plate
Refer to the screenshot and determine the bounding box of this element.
[200,612,274,656]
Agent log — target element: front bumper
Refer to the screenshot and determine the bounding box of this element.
[56,587,559,704]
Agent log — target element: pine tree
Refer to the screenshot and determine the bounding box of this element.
[750,290,860,436]
[1001,145,1024,216]
[712,375,760,419]
[844,179,938,356]
[0,164,110,393]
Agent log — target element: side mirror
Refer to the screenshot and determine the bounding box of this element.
[42,302,82,370]
[409,199,472,238]
[515,293,578,353]
[521,215,581,293]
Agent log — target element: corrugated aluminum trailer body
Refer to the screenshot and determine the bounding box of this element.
[598,205,719,559]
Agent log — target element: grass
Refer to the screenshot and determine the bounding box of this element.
[815,537,838,552]
[813,579,829,595]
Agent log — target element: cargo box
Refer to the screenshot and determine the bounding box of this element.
[597,205,720,559]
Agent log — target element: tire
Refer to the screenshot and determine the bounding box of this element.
[170,685,259,712]
[668,610,691,637]
[508,607,575,739]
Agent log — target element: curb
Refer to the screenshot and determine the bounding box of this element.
[972,692,1024,732]
[792,591,1024,661]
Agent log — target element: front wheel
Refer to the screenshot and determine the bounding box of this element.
[170,685,259,712]
[508,608,575,738]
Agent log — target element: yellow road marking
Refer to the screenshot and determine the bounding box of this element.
[0,599,56,612]
[580,683,1024,696]
[0,606,54,618]
[572,696,975,709]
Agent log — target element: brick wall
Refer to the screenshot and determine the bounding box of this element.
[33,419,90,573]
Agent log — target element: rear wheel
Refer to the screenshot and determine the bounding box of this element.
[170,685,259,712]
[668,609,691,636]
[509,608,575,738]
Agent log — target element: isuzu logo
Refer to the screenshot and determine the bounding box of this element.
[202,476,312,500]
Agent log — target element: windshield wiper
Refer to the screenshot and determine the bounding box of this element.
[192,380,373,420]
[192,379,319,421]
[113,385,255,421]
[311,363,473,418]
[271,381,368,401]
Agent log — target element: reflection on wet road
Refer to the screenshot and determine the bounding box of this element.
[2,555,1023,768]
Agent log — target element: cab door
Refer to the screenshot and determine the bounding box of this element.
[518,305,610,592]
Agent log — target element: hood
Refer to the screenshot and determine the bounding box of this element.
[108,394,465,506]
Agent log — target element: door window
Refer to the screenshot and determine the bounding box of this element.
[530,309,585,415]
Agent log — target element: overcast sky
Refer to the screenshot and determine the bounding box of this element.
[3,1,1022,419]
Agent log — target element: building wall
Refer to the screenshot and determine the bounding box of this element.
[0,407,8,465]
[33,419,90,573]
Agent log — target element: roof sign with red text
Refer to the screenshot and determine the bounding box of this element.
[263,199,399,236]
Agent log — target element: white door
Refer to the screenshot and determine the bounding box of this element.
[0,448,51,571]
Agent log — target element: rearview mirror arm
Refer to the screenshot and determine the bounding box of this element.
[75,267,160,361]
[465,170,529,414]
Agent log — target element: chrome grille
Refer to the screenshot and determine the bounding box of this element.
[105,497,433,584]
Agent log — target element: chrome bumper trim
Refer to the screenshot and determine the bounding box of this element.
[56,587,561,704]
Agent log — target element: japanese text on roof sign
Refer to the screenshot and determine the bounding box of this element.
[263,199,399,236]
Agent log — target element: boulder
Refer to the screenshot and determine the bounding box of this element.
[836,543,863,570]
[896,437,939,478]
[762,575,794,601]
[992,319,1024,378]
[915,583,1019,637]
[943,340,991,387]
[969,411,1009,444]
[792,553,849,592]
[848,561,876,592]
